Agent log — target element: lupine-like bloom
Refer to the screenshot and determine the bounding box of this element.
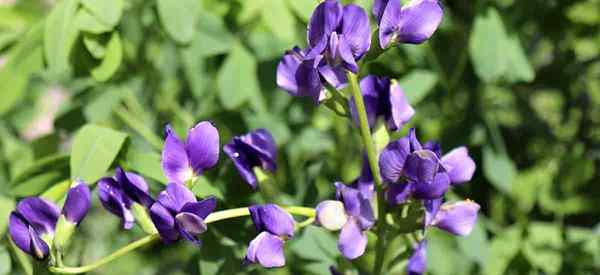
[349,75,415,131]
[245,204,295,268]
[277,0,371,103]
[374,0,443,48]
[379,129,475,204]
[315,182,375,259]
[425,199,480,236]
[149,183,216,245]
[223,129,277,190]
[98,167,154,229]
[9,182,90,259]
[161,121,220,184]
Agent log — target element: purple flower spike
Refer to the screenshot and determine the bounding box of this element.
[245,204,295,268]
[407,240,427,275]
[98,168,153,229]
[62,181,91,225]
[441,147,476,185]
[224,129,277,190]
[350,75,415,131]
[162,121,220,184]
[378,0,443,48]
[430,200,480,236]
[149,183,216,245]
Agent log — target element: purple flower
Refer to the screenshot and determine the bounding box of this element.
[425,199,480,236]
[245,204,295,268]
[223,129,277,190]
[407,240,427,275]
[379,129,475,204]
[276,0,371,104]
[161,121,220,184]
[375,0,444,48]
[349,75,415,131]
[9,183,90,260]
[149,183,216,245]
[97,167,153,229]
[315,183,375,260]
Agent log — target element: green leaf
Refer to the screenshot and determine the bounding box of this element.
[483,226,522,275]
[483,146,516,194]
[289,225,338,262]
[125,149,167,184]
[217,43,259,110]
[193,10,234,57]
[458,219,490,266]
[469,8,508,83]
[566,0,600,25]
[191,176,224,200]
[505,35,535,82]
[522,222,563,275]
[44,0,79,79]
[262,0,296,42]
[156,0,199,44]
[80,0,124,28]
[70,124,127,184]
[91,32,122,82]
[285,0,317,22]
[399,70,438,105]
[75,8,112,34]
[0,245,12,275]
[0,196,15,237]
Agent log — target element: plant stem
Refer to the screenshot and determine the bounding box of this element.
[48,206,315,274]
[345,71,388,275]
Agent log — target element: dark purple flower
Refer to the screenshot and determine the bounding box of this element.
[223,129,277,190]
[276,0,371,104]
[9,183,91,260]
[149,183,216,245]
[426,200,480,236]
[407,240,427,275]
[161,121,220,184]
[98,168,153,229]
[245,204,295,268]
[316,183,374,259]
[376,0,444,48]
[349,75,414,131]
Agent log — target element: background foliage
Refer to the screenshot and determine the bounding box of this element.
[0,0,599,274]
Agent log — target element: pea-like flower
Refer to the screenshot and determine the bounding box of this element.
[349,75,415,131]
[276,0,371,104]
[379,129,475,204]
[161,121,220,184]
[223,129,277,190]
[407,240,427,275]
[149,183,216,245]
[425,199,480,236]
[245,204,295,268]
[374,0,444,48]
[97,167,154,229]
[9,182,90,260]
[315,182,375,260]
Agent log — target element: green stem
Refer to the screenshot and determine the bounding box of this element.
[346,72,388,275]
[48,206,315,274]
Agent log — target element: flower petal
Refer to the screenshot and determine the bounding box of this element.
[335,183,374,230]
[28,226,49,260]
[186,121,220,174]
[175,212,207,245]
[223,142,259,189]
[162,125,192,184]
[16,197,59,235]
[318,63,347,89]
[116,167,154,208]
[407,240,427,275]
[316,200,348,231]
[238,129,278,172]
[277,47,304,94]
[338,219,367,259]
[181,196,217,220]
[424,198,442,226]
[97,178,134,229]
[9,212,34,257]
[350,75,387,129]
[249,204,295,238]
[296,59,325,104]
[385,182,413,205]
[379,137,411,183]
[404,150,439,184]
[62,180,91,225]
[441,146,476,185]
[431,200,480,236]
[149,202,179,242]
[308,0,343,49]
[340,4,371,58]
[397,0,443,44]
[245,231,286,268]
[373,0,391,22]
[337,35,359,73]
[157,183,197,213]
[378,0,402,48]
[387,81,415,131]
[412,171,450,199]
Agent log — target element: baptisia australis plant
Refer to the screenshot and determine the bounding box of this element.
[7,1,481,274]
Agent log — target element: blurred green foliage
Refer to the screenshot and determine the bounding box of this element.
[0,0,599,274]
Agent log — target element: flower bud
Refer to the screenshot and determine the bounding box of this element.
[315,200,348,231]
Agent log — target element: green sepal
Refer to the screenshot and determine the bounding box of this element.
[52,215,74,253]
[131,203,158,234]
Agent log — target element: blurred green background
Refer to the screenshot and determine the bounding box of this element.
[0,0,599,274]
